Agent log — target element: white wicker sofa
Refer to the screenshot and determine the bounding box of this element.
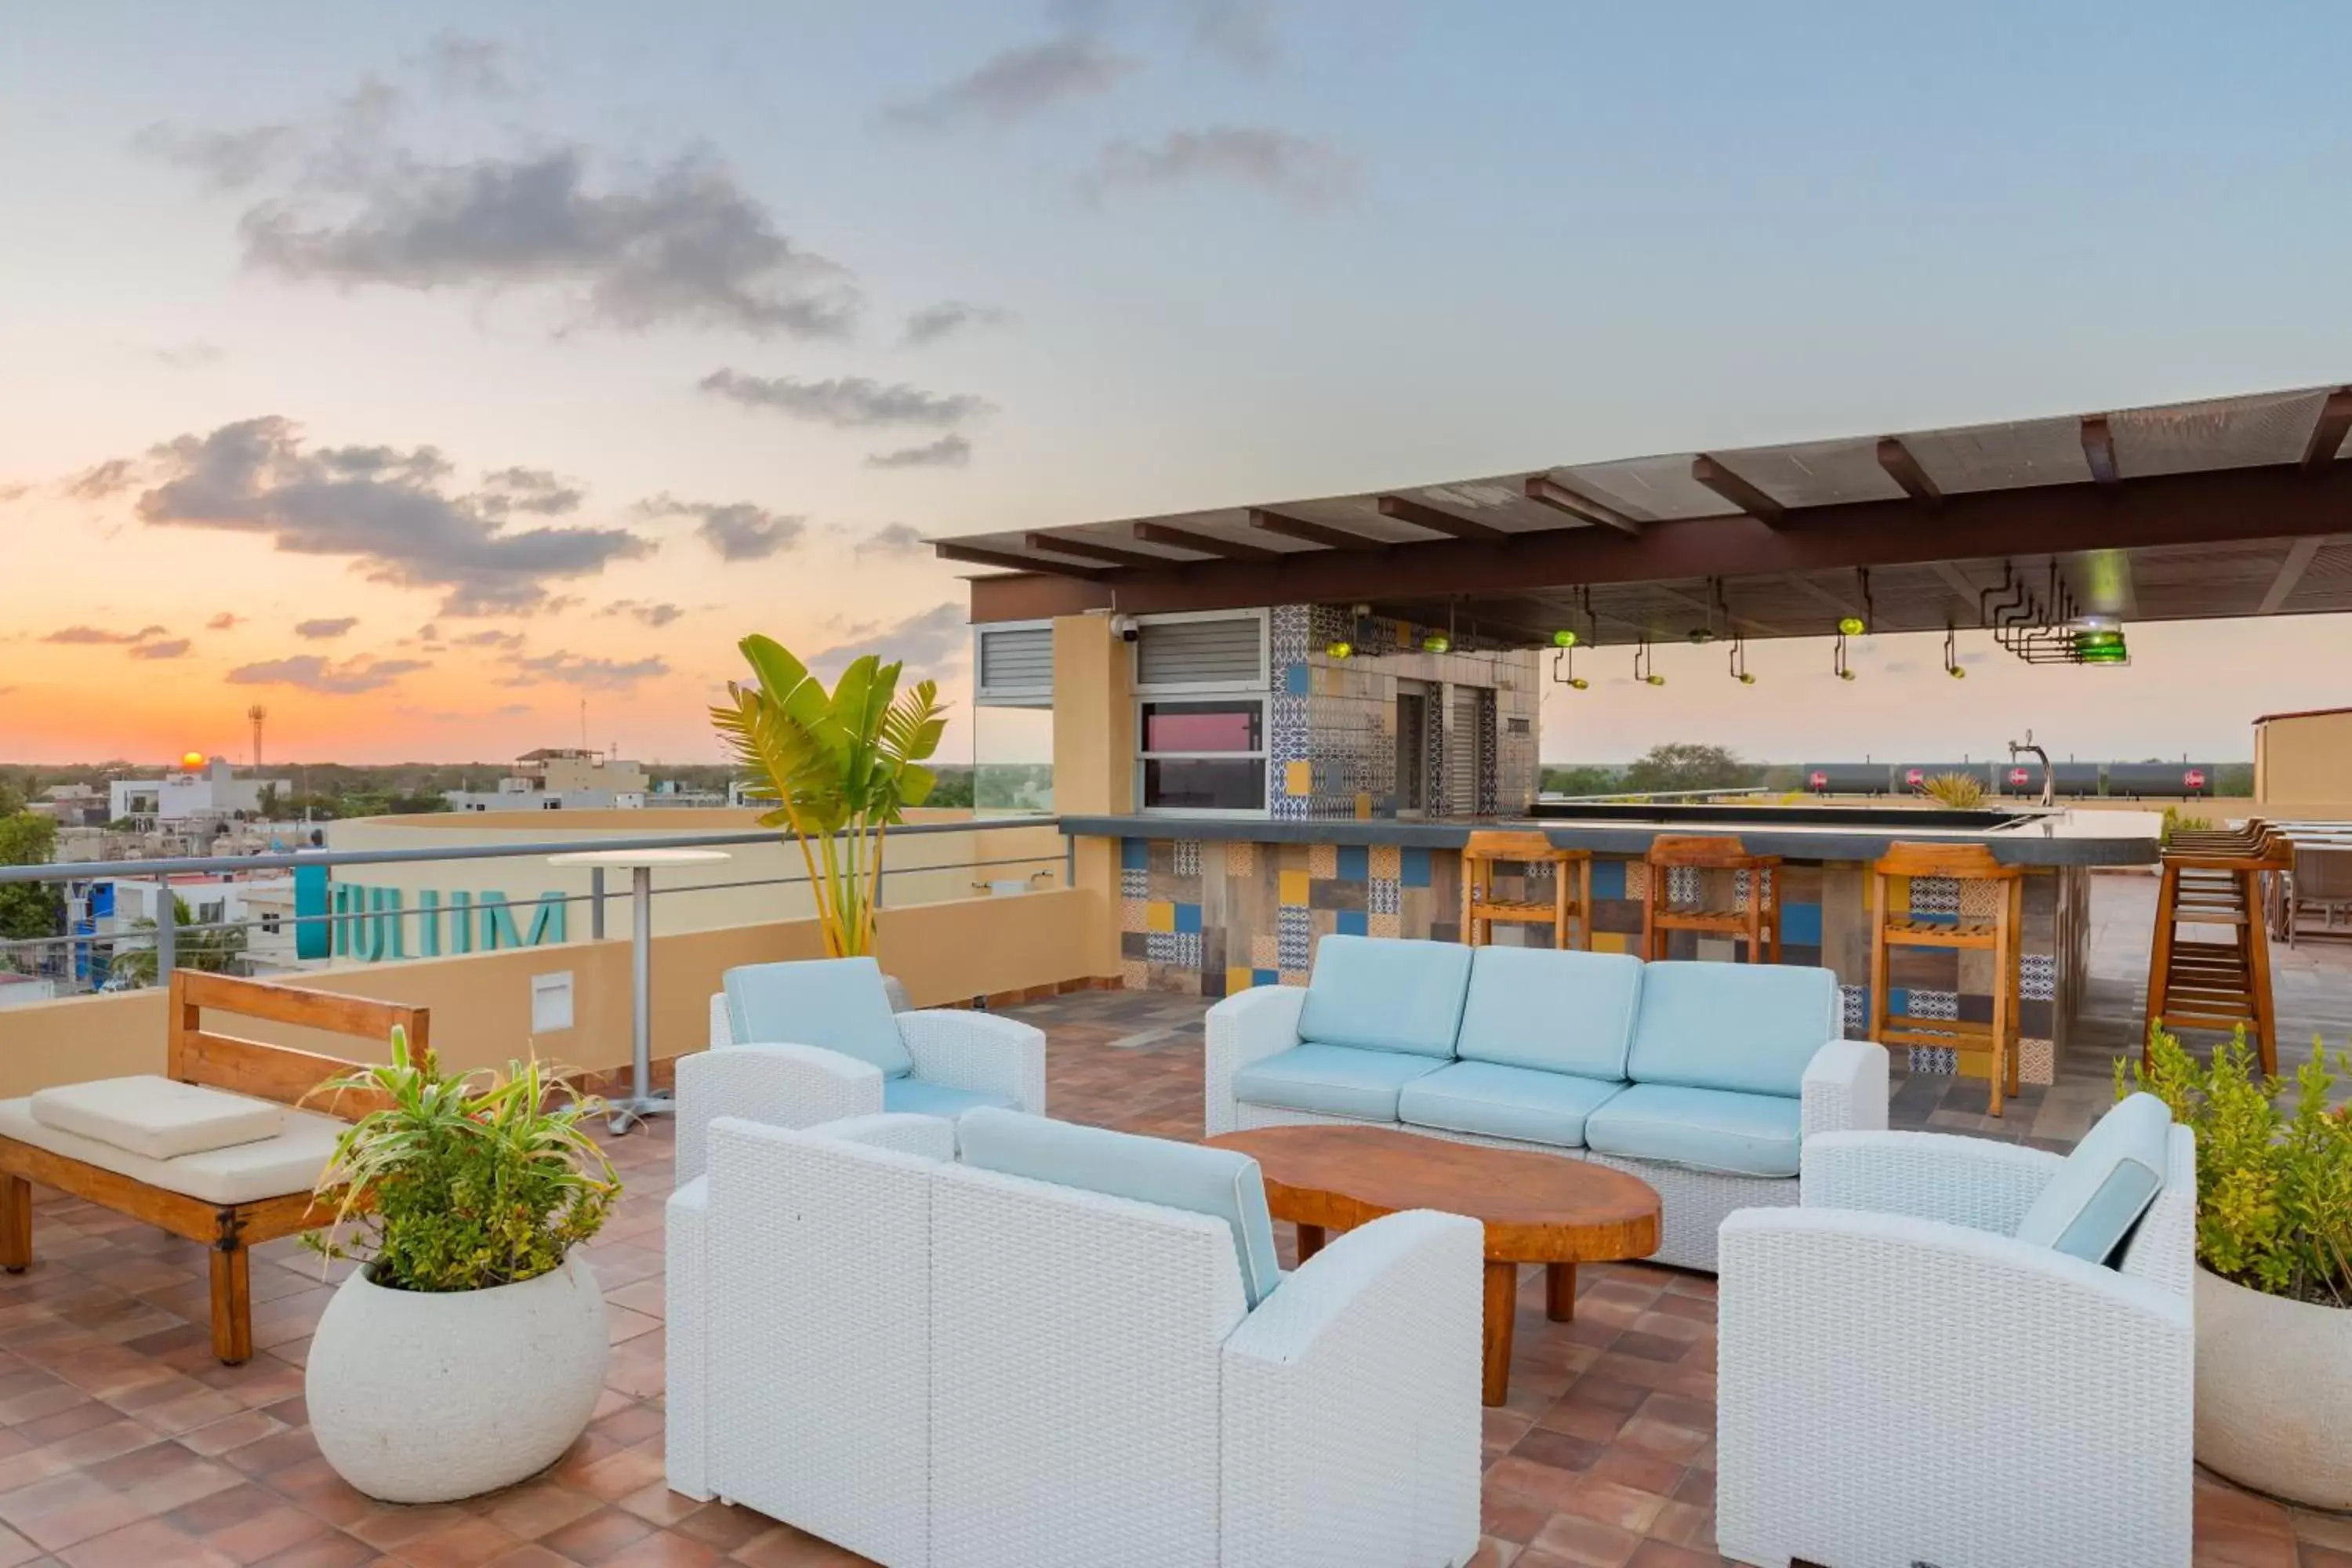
[1207,936,1887,1271]
[668,1107,1484,1568]
[682,954,1044,1181]
[1715,1094,2195,1568]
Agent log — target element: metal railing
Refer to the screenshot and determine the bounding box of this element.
[0,815,1070,992]
[1538,786,1775,804]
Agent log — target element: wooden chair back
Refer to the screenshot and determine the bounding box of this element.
[168,972,423,1118]
[1646,834,1761,869]
[1871,842,2020,883]
[1461,829,1566,863]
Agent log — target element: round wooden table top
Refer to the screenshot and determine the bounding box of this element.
[1204,1124,1661,1265]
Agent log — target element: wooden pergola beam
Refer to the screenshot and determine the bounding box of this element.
[2302,387,2352,470]
[1023,533,1168,569]
[1523,474,1642,535]
[1875,437,1944,509]
[2258,537,2324,614]
[935,542,1105,579]
[1247,508,1390,551]
[1377,495,1512,542]
[2081,416,2121,488]
[1690,456,1787,524]
[1131,522,1285,561]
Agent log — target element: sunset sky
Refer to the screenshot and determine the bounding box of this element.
[5,2,2350,769]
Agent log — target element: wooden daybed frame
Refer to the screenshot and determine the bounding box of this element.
[0,971,420,1364]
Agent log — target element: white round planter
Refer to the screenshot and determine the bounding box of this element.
[306,1252,609,1504]
[2196,1265,2352,1509]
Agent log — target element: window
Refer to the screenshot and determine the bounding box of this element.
[1138,699,1265,811]
[261,912,281,935]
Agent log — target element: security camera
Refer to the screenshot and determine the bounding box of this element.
[1110,614,1139,643]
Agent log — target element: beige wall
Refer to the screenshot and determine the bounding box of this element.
[320,808,1066,947]
[1053,614,1134,978]
[2257,712,2352,815]
[0,889,1102,1100]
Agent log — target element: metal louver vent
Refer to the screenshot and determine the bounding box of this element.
[1136,617,1264,687]
[976,626,1053,702]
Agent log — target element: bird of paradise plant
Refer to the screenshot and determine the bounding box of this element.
[710,635,949,958]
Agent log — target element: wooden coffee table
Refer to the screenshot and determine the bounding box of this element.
[1205,1125,1661,1405]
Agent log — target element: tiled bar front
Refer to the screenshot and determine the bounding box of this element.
[1112,831,2091,1087]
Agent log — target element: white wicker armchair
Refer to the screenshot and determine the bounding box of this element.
[1715,1125,2196,1568]
[670,1111,1484,1568]
[681,987,1045,1181]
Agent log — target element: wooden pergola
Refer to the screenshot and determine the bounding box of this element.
[935,383,2352,648]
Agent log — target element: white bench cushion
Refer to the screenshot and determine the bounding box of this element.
[31,1076,284,1160]
[0,1096,348,1206]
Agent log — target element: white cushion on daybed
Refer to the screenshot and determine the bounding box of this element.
[30,1075,285,1160]
[0,1096,348,1206]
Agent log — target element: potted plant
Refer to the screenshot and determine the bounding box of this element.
[2122,1025,2352,1508]
[710,636,948,958]
[302,1027,620,1504]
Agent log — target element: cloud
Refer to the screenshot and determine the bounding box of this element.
[133,122,299,191]
[295,616,360,640]
[472,466,583,517]
[0,485,28,503]
[902,299,1013,347]
[883,34,1138,131]
[1185,0,1279,67]
[451,628,526,650]
[414,31,515,99]
[205,613,241,630]
[152,341,226,370]
[804,601,967,680]
[44,624,167,645]
[1079,126,1358,210]
[501,650,670,690]
[64,459,141,500]
[601,600,685,628]
[129,638,193,660]
[240,145,860,339]
[855,522,927,557]
[698,369,990,430]
[130,415,652,615]
[227,654,429,694]
[866,434,972,470]
[637,494,806,561]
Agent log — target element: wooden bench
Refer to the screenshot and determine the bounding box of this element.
[0,972,420,1365]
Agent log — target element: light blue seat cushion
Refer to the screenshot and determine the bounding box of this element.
[1584,1083,1804,1177]
[1457,947,1644,1080]
[881,1078,1017,1120]
[1230,1044,1448,1123]
[1626,961,1840,1098]
[2013,1092,2172,1265]
[1396,1061,1628,1150]
[958,1109,1282,1307]
[724,956,912,1078]
[1297,935,1473,1058]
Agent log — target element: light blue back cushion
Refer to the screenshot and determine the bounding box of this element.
[1457,946,1643,1080]
[1297,935,1473,1058]
[724,956,913,1078]
[1626,961,1840,1098]
[2013,1093,2172,1265]
[958,1109,1283,1307]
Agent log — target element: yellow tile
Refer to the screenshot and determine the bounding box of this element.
[1227,967,1259,994]
[1370,913,1402,938]
[1278,869,1311,906]
[1355,793,1371,819]
[1370,844,1400,879]
[1145,901,1175,932]
[1284,760,1312,797]
[1591,931,1628,955]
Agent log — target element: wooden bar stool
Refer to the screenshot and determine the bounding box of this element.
[1642,835,1780,963]
[1461,829,1591,949]
[1868,843,2023,1116]
[2145,826,2288,1076]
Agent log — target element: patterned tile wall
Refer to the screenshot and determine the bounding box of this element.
[1119,834,2085,1085]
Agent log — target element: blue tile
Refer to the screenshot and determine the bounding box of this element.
[1400,847,1432,887]
[1589,858,1626,901]
[1335,844,1369,882]
[1120,838,1149,871]
[1336,909,1368,936]
[1253,967,1281,989]
[1886,987,1908,1017]
[1283,661,1311,695]
[1174,902,1203,934]
[1780,901,1823,946]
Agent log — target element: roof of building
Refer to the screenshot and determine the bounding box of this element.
[2252,705,2352,725]
[936,381,2352,644]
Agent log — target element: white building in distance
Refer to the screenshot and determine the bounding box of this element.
[108,758,289,826]
[445,749,651,812]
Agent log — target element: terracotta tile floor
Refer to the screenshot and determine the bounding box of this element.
[0,913,2346,1564]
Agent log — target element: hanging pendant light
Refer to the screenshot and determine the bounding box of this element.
[1729,635,1755,684]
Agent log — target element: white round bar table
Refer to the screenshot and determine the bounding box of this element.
[548,848,731,1133]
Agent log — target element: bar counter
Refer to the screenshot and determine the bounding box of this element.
[1072,804,2161,1088]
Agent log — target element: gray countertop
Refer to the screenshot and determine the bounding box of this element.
[1059,808,2164,866]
